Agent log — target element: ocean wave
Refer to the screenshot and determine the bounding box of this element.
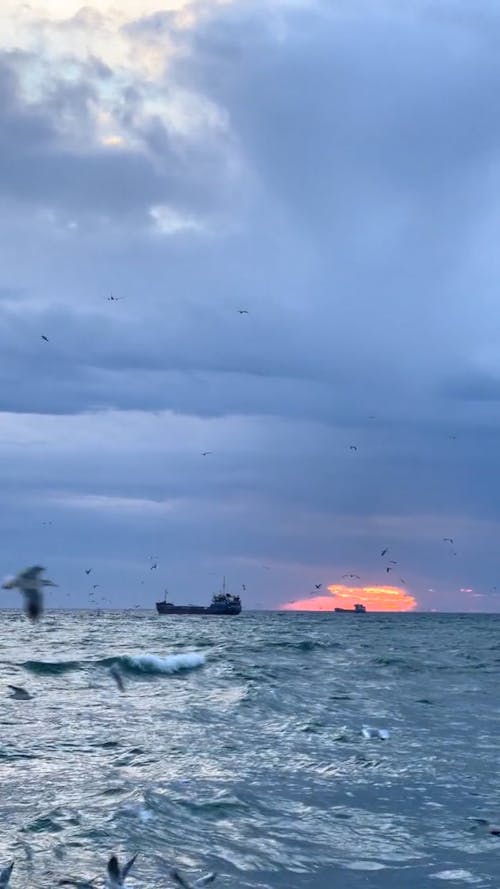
[20,652,206,676]
[21,660,81,674]
[99,652,206,675]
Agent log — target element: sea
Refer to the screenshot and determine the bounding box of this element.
[0,610,499,888]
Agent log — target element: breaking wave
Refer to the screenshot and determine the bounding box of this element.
[100,652,206,675]
[20,652,206,676]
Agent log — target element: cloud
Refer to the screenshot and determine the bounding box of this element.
[281,583,417,612]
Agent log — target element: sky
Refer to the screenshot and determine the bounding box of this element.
[1,0,500,612]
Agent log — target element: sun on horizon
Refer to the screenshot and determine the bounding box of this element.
[281,583,417,612]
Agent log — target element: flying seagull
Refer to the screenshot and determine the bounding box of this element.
[349,445,357,451]
[342,573,360,580]
[106,293,123,302]
[85,569,92,575]
[105,854,137,888]
[41,335,49,342]
[109,664,125,693]
[381,548,388,557]
[2,566,57,621]
[92,584,99,591]
[150,563,157,571]
[201,451,212,456]
[0,862,14,887]
[242,584,246,591]
[315,583,322,589]
[7,685,32,700]
[443,537,454,543]
[238,309,248,314]
[171,869,217,888]
[386,567,392,573]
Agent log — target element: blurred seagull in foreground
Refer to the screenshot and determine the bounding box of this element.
[7,685,32,700]
[0,862,14,886]
[110,664,125,693]
[105,854,137,888]
[171,869,217,888]
[2,566,57,621]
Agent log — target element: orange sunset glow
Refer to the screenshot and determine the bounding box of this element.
[281,583,417,612]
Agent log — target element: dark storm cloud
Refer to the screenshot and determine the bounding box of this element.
[2,1,500,610]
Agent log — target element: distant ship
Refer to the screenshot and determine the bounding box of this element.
[334,603,366,613]
[156,578,242,616]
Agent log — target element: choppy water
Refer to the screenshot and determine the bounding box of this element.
[0,611,499,888]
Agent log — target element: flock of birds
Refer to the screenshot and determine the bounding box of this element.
[292,540,459,605]
[0,566,219,888]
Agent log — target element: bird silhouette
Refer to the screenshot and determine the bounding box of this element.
[41,335,49,342]
[342,573,360,580]
[238,309,248,315]
[0,861,14,887]
[106,854,137,888]
[349,445,357,451]
[381,548,388,557]
[2,566,57,621]
[315,583,322,589]
[150,563,157,570]
[386,567,392,573]
[201,451,212,456]
[443,538,454,544]
[106,293,123,302]
[85,569,92,575]
[92,584,99,591]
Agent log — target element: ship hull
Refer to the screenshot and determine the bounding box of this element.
[334,608,366,613]
[156,602,241,615]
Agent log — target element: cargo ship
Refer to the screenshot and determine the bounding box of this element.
[334,603,366,613]
[156,578,242,616]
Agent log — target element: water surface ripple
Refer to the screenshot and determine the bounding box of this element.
[0,611,498,887]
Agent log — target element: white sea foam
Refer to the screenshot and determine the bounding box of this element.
[123,652,206,674]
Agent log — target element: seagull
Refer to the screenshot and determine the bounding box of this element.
[2,566,57,621]
[349,445,357,451]
[400,578,406,584]
[201,451,212,456]
[150,563,157,571]
[342,573,360,580]
[7,685,32,700]
[85,569,92,575]
[381,548,388,557]
[105,854,137,888]
[262,566,271,571]
[106,293,123,302]
[242,584,246,591]
[448,434,457,440]
[443,538,454,544]
[237,309,248,315]
[0,863,14,887]
[92,584,99,591]
[109,664,125,693]
[171,869,217,888]
[389,560,398,565]
[386,566,392,573]
[314,584,322,589]
[361,725,390,740]
[41,335,49,342]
